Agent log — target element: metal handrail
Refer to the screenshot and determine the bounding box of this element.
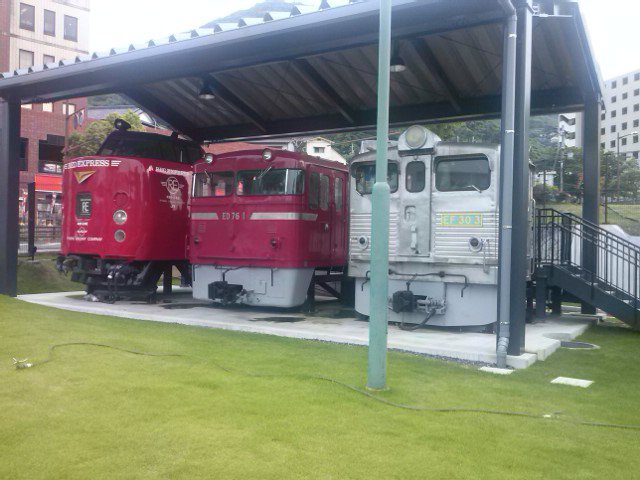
[536,208,640,305]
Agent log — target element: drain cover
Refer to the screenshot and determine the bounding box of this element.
[252,316,306,323]
[560,341,599,350]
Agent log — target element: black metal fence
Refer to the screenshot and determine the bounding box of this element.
[18,226,61,256]
[536,208,640,304]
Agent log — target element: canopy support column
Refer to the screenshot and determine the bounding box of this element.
[0,99,21,296]
[508,0,533,355]
[367,0,392,390]
[581,94,601,314]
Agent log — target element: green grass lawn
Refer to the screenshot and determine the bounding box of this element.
[547,202,640,235]
[1,296,640,479]
[17,255,81,295]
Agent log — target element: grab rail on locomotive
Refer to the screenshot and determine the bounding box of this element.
[349,125,533,330]
[190,148,350,308]
[57,119,201,302]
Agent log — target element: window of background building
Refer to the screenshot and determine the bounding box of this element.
[622,107,627,115]
[19,138,28,171]
[634,135,639,144]
[44,10,55,36]
[611,95,617,103]
[611,110,617,118]
[611,80,617,88]
[64,15,78,41]
[601,142,605,149]
[611,125,616,133]
[623,93,628,100]
[622,138,627,146]
[635,119,639,128]
[42,103,53,112]
[635,104,640,112]
[18,49,34,69]
[635,89,640,96]
[313,146,325,154]
[19,3,35,31]
[43,54,55,65]
[601,112,605,120]
[62,103,76,115]
[623,77,628,85]
[600,127,605,135]
[611,140,616,148]
[635,73,640,81]
[21,104,32,110]
[622,122,628,130]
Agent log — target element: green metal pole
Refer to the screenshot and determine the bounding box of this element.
[367,0,391,390]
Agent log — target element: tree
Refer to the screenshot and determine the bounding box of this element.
[65,110,144,159]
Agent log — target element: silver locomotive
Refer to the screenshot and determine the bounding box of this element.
[349,125,516,329]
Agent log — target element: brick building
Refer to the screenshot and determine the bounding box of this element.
[0,0,90,226]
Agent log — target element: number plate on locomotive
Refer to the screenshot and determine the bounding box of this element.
[441,212,483,227]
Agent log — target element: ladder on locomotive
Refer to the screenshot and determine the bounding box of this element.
[534,208,640,329]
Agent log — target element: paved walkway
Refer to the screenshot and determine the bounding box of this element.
[18,290,594,369]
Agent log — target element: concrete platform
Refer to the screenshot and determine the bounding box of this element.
[17,290,593,369]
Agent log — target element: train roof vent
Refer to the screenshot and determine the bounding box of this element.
[398,125,441,154]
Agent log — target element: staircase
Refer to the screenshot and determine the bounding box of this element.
[535,208,640,329]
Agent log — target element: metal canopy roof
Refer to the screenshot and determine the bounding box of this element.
[0,0,601,142]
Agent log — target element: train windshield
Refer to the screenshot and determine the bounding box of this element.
[435,155,491,192]
[193,171,234,197]
[98,133,201,164]
[353,162,398,194]
[236,169,304,195]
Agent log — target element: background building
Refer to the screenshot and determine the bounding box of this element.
[600,68,640,160]
[0,0,90,227]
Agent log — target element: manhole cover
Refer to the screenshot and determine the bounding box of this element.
[560,341,599,350]
[252,316,306,323]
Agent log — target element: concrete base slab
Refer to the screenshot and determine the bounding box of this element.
[479,366,514,375]
[551,377,594,388]
[18,290,593,369]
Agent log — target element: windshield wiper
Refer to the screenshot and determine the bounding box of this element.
[466,184,482,193]
[257,166,273,180]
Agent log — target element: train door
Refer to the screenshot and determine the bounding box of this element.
[308,169,331,262]
[331,173,347,264]
[399,158,431,257]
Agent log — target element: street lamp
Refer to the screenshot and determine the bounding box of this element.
[616,130,638,200]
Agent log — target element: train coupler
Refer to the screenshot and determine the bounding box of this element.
[208,281,244,305]
[391,289,445,315]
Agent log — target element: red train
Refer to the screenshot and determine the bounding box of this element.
[190,148,349,307]
[57,120,201,301]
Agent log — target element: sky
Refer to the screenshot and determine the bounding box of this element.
[90,0,639,80]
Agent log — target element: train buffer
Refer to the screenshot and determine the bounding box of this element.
[534,208,640,329]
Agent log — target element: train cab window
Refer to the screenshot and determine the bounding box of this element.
[194,171,234,197]
[406,161,425,192]
[435,155,491,192]
[334,177,343,210]
[308,172,319,209]
[320,174,330,210]
[353,162,398,194]
[237,168,304,196]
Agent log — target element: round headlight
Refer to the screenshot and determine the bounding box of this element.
[114,229,126,242]
[262,148,273,161]
[204,153,214,164]
[405,125,428,149]
[113,209,127,225]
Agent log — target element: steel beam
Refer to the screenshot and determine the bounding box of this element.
[508,0,533,356]
[205,77,268,133]
[367,0,392,391]
[581,94,601,314]
[0,99,21,296]
[292,59,357,124]
[407,38,461,112]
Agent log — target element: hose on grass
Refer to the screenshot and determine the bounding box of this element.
[11,342,640,431]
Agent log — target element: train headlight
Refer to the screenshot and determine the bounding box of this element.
[358,236,369,250]
[469,236,483,252]
[204,153,214,164]
[113,209,127,225]
[262,148,274,161]
[114,229,126,242]
[405,125,429,149]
